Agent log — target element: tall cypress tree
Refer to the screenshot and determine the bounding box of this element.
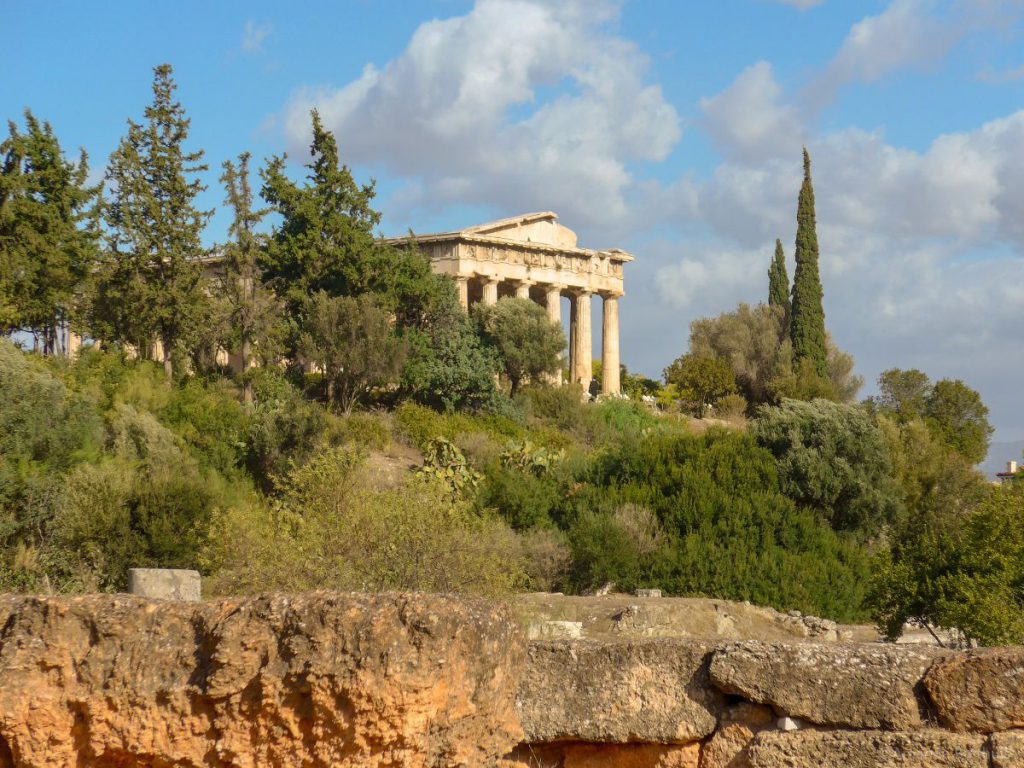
[789,148,827,376]
[768,237,790,332]
[219,152,280,405]
[96,64,211,378]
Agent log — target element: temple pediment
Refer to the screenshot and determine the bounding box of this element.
[462,212,578,249]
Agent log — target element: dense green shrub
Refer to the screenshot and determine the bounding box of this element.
[566,429,873,620]
[752,399,903,536]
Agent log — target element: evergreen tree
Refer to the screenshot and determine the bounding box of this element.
[219,153,280,405]
[0,112,99,350]
[768,238,790,332]
[260,109,381,321]
[94,64,212,378]
[789,148,827,377]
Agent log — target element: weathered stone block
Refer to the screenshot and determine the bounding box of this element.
[518,639,723,744]
[745,730,989,768]
[991,729,1024,768]
[507,742,700,767]
[709,641,949,729]
[700,702,774,768]
[127,567,201,601]
[924,648,1024,733]
[0,592,525,767]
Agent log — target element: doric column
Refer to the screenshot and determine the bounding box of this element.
[544,284,562,325]
[570,290,592,389]
[514,280,533,299]
[455,275,470,311]
[601,293,621,395]
[482,276,499,305]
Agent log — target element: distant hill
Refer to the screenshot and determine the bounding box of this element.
[980,441,1024,479]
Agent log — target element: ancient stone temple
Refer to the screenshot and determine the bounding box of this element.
[388,212,632,394]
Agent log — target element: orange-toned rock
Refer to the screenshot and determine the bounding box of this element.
[924,647,1024,733]
[700,702,775,768]
[0,592,524,767]
[506,742,700,767]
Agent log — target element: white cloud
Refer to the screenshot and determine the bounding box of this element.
[241,20,272,54]
[279,0,680,232]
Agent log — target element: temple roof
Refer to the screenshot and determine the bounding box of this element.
[388,212,634,262]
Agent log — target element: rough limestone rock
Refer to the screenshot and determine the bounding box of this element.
[709,641,948,729]
[0,592,524,767]
[991,729,1024,768]
[699,702,775,768]
[518,640,723,745]
[924,647,1024,733]
[745,730,989,768]
[507,742,700,767]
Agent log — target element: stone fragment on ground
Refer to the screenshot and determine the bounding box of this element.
[923,647,1024,733]
[518,639,723,744]
[709,640,948,729]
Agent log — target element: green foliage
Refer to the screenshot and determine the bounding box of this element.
[299,291,407,413]
[416,438,482,499]
[500,439,565,476]
[790,148,828,377]
[867,369,993,464]
[394,401,525,452]
[870,484,1024,646]
[768,238,790,330]
[663,353,737,418]
[0,110,99,343]
[752,399,902,536]
[570,429,873,620]
[475,297,565,395]
[925,379,993,465]
[205,448,524,596]
[94,64,212,377]
[217,152,281,404]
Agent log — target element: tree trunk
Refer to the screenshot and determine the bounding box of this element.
[163,344,173,380]
[241,336,253,406]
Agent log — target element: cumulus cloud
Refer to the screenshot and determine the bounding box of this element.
[279,0,680,232]
[241,20,272,54]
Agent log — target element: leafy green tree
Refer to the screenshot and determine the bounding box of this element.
[475,297,565,396]
[871,368,931,422]
[790,148,827,377]
[663,353,738,418]
[260,110,381,319]
[768,238,790,332]
[0,111,100,348]
[925,379,993,465]
[690,303,791,406]
[95,64,212,378]
[218,153,281,405]
[752,398,903,536]
[870,483,1024,646]
[299,291,407,413]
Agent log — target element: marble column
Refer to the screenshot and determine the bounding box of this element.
[455,275,470,311]
[514,280,533,299]
[569,290,592,389]
[481,276,499,305]
[545,284,564,385]
[545,285,562,324]
[601,293,621,395]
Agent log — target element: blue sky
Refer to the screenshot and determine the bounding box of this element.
[5,0,1024,445]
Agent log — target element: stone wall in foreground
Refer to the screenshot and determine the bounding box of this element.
[0,594,1022,767]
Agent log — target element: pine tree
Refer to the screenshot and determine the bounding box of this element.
[768,237,790,333]
[219,153,280,405]
[95,64,211,378]
[789,148,827,377]
[0,112,99,350]
[260,109,381,320]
